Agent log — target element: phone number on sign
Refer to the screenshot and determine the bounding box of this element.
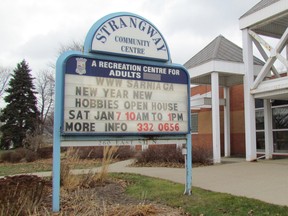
[137,123,180,132]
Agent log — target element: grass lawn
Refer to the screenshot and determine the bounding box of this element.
[1,149,287,215]
[0,160,52,176]
[0,158,103,176]
[112,173,288,216]
[1,154,288,215]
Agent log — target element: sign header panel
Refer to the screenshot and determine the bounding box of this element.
[62,55,189,135]
[84,13,170,62]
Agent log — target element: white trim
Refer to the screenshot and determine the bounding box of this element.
[190,97,226,108]
[188,60,263,88]
[239,0,288,30]
[250,34,280,77]
[187,60,245,77]
[270,152,288,155]
[251,76,288,99]
[251,27,288,89]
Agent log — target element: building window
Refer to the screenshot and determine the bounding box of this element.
[191,113,198,133]
[272,106,288,153]
[256,109,264,130]
[255,100,288,154]
[255,109,265,152]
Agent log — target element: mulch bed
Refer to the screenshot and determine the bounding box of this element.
[0,175,189,216]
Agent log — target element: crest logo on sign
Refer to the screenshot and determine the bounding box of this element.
[75,58,87,75]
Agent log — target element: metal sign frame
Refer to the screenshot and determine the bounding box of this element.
[52,12,192,212]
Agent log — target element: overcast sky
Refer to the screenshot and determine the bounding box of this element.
[0,0,260,74]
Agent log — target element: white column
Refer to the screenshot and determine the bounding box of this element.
[224,87,231,157]
[242,29,257,161]
[264,99,273,159]
[286,45,288,75]
[211,72,221,163]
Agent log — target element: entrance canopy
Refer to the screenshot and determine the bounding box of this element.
[185,35,264,163]
[184,35,264,87]
[240,0,288,100]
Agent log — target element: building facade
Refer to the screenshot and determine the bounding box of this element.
[186,0,288,162]
[190,83,288,158]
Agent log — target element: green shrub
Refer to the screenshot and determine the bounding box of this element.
[136,145,184,164]
[192,145,213,165]
[9,151,22,163]
[1,148,40,163]
[0,151,12,162]
[136,144,213,165]
[14,148,28,158]
[25,150,38,162]
[72,146,135,160]
[0,151,23,163]
[37,146,53,159]
[76,146,104,159]
[116,146,135,160]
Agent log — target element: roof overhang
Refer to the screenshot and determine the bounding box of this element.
[239,0,288,38]
[187,60,263,87]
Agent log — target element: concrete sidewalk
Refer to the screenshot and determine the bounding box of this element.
[69,158,288,206]
[4,158,288,206]
[106,158,288,206]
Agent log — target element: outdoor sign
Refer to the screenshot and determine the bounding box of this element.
[63,56,189,135]
[84,13,170,61]
[53,12,192,212]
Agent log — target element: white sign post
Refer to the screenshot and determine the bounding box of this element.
[53,12,192,212]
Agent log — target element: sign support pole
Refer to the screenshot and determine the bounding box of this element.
[52,57,64,212]
[52,131,60,212]
[184,133,192,195]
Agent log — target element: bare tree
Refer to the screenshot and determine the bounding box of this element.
[37,40,83,135]
[0,66,12,98]
[35,69,55,135]
[48,40,84,70]
[58,40,83,54]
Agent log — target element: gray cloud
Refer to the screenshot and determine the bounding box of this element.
[0,0,260,70]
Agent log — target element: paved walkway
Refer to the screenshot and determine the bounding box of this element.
[4,158,288,206]
[106,158,288,206]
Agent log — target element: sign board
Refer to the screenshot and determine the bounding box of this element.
[62,56,189,135]
[84,12,170,61]
[53,12,192,212]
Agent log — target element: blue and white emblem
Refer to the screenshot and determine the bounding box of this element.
[75,58,87,75]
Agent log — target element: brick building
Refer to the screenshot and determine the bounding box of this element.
[185,32,288,162]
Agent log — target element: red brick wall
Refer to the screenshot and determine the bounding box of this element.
[230,85,245,155]
[191,85,211,96]
[230,133,246,156]
[191,84,246,157]
[230,85,244,111]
